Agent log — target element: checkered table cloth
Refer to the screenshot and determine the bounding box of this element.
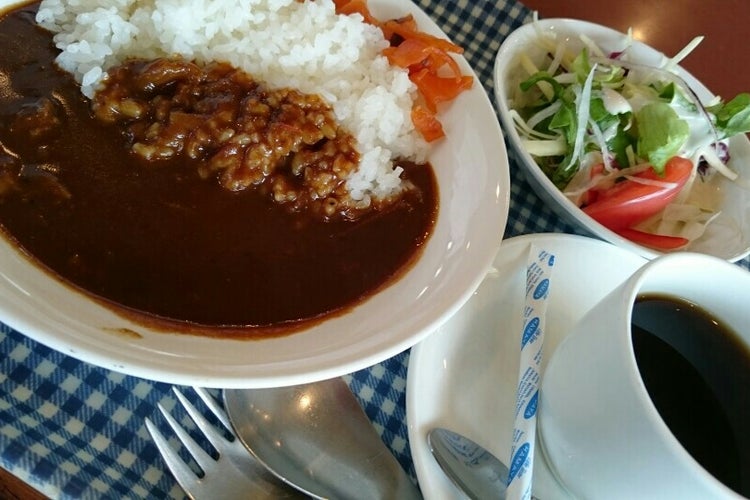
[2,0,749,498]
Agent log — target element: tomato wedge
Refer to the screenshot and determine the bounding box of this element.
[615,227,690,250]
[582,156,693,230]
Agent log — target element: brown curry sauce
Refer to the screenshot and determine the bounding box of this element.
[0,3,438,337]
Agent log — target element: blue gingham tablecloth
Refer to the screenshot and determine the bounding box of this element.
[2,0,749,498]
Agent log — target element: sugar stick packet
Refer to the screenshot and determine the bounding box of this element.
[506,244,555,500]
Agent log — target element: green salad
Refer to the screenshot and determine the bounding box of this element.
[509,23,750,250]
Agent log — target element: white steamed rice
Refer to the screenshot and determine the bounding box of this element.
[35,0,430,202]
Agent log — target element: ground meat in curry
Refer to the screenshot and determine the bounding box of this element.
[94,58,370,221]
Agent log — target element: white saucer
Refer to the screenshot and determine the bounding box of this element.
[407,233,648,499]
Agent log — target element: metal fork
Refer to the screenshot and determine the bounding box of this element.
[145,387,305,499]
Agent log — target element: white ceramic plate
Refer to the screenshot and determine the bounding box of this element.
[406,233,648,499]
[0,0,509,388]
[493,18,750,262]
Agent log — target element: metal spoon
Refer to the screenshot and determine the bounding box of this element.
[427,427,510,500]
[223,378,421,500]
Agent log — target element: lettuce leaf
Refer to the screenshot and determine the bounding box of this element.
[636,103,689,173]
[713,92,750,138]
[519,72,564,99]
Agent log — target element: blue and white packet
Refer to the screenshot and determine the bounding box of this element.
[506,244,555,500]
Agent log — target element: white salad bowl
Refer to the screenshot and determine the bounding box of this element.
[0,0,509,387]
[494,18,750,262]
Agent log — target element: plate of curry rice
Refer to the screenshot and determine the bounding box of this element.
[0,0,509,387]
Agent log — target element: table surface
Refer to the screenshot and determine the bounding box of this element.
[2,0,749,498]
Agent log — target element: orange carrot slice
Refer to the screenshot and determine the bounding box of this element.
[410,69,473,111]
[335,1,471,142]
[411,105,445,142]
[332,0,378,25]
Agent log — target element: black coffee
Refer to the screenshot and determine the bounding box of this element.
[631,293,750,496]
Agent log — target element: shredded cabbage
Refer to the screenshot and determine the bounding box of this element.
[566,64,598,170]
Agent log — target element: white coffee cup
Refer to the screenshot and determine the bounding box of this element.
[538,252,750,500]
